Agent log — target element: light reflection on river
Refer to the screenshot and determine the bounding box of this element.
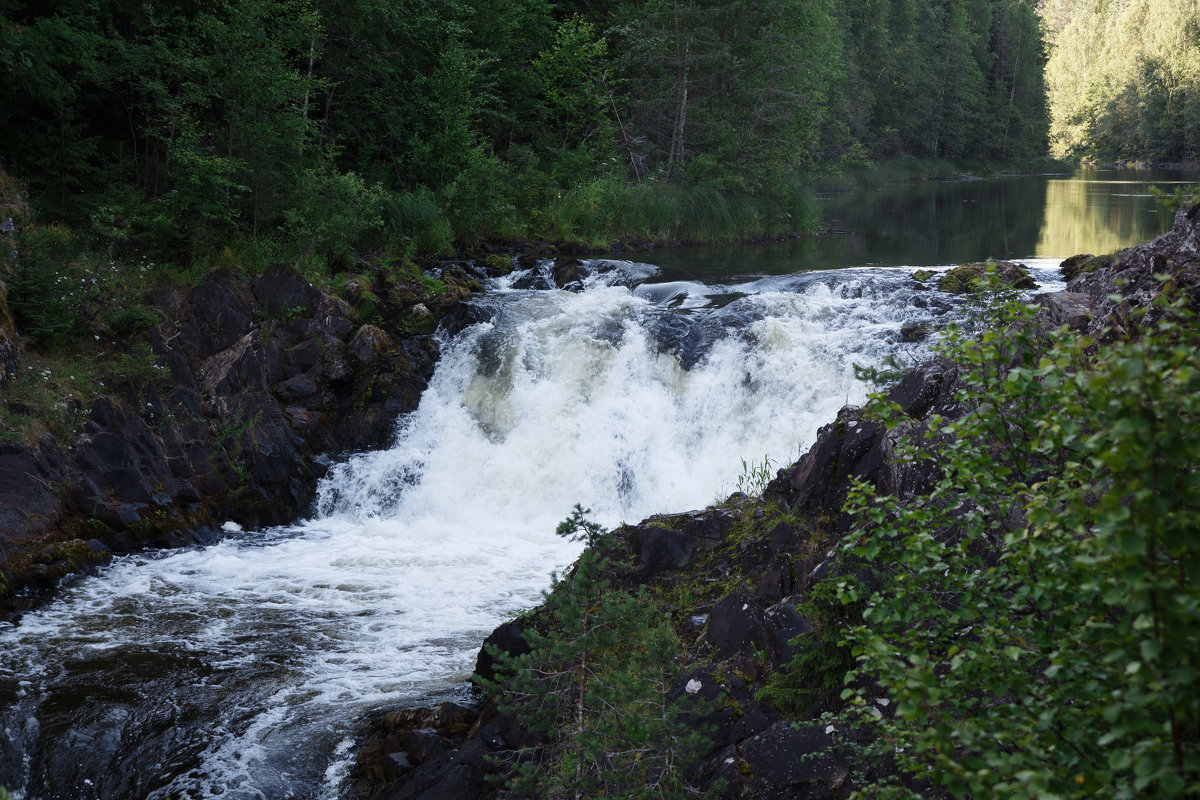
[643,166,1198,281]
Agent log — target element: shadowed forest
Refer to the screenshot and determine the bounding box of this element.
[2,0,1195,266]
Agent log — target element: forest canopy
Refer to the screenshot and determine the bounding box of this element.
[0,0,1194,259]
[1041,0,1200,162]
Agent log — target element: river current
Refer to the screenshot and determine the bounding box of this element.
[0,166,1188,799]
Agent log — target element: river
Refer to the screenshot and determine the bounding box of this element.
[0,166,1193,799]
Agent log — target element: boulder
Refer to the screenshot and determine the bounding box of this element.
[707,593,773,660]
[764,595,816,665]
[252,263,324,318]
[473,619,530,684]
[623,507,736,578]
[937,260,1036,293]
[1059,253,1096,280]
[710,722,849,800]
[349,324,395,367]
[178,270,253,359]
[899,321,930,341]
[552,258,584,289]
[764,406,888,521]
[1034,291,1094,331]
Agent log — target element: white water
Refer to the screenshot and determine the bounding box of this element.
[0,259,1066,799]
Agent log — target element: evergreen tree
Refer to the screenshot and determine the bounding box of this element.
[480,506,707,800]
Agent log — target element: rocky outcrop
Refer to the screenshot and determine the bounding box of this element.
[1064,202,1200,338]
[0,262,476,611]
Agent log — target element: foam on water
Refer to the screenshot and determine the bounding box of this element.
[0,263,1062,799]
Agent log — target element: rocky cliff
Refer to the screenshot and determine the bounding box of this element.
[0,262,479,612]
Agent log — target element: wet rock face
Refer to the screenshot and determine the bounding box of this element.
[1,263,459,610]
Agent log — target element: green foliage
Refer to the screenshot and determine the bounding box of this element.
[836,290,1200,798]
[108,341,168,393]
[735,455,776,497]
[0,0,1058,261]
[104,303,159,335]
[8,224,81,342]
[756,574,863,717]
[1042,0,1200,161]
[285,169,386,273]
[0,351,99,444]
[480,505,708,799]
[1150,182,1200,214]
[380,189,453,256]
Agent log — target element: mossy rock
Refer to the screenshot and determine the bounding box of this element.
[900,322,931,342]
[912,269,936,284]
[937,260,1036,294]
[483,253,512,275]
[1060,253,1116,281]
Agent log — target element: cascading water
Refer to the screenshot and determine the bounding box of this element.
[0,258,1064,800]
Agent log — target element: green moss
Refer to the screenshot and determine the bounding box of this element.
[484,253,513,274]
[937,259,1036,294]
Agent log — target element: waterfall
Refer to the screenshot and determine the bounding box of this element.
[0,259,1064,799]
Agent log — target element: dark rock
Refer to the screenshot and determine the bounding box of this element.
[0,277,21,384]
[349,324,395,367]
[707,593,772,660]
[764,595,816,665]
[252,263,323,318]
[401,729,447,764]
[276,374,319,401]
[552,258,583,289]
[1065,203,1200,339]
[178,270,253,359]
[709,722,849,800]
[621,506,737,578]
[899,321,930,341]
[1034,291,1094,331]
[473,619,530,684]
[510,266,554,290]
[765,406,888,523]
[1059,253,1095,280]
[0,439,65,543]
[888,358,958,420]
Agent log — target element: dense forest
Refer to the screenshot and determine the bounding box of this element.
[0,0,1056,265]
[3,1,1198,266]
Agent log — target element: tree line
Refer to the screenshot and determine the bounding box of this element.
[1,0,1056,261]
[1041,0,1200,163]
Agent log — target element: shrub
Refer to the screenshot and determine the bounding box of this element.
[7,224,82,342]
[380,187,454,255]
[836,290,1200,798]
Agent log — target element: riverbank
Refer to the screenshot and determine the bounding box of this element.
[0,255,490,614]
[348,203,1200,799]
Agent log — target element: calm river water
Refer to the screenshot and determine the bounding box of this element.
[0,166,1194,800]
